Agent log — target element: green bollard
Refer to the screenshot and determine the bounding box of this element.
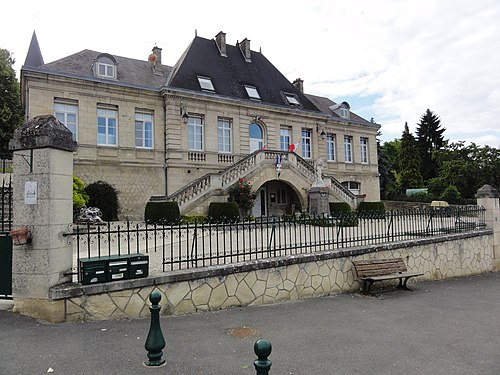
[254,338,272,374]
[144,291,166,367]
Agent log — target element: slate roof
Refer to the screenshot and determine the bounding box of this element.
[305,94,376,127]
[21,32,376,127]
[167,36,320,112]
[23,47,172,90]
[24,31,44,67]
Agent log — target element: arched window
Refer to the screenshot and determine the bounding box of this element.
[94,54,117,79]
[249,122,264,152]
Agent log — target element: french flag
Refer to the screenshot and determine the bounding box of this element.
[289,141,300,153]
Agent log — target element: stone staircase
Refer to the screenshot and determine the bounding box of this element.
[159,150,358,213]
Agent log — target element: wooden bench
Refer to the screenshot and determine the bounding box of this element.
[352,258,423,294]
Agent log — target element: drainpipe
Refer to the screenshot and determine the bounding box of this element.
[163,96,168,197]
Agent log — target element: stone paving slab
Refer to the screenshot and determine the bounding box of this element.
[0,272,499,375]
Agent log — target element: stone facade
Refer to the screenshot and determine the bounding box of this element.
[50,231,494,322]
[21,33,381,220]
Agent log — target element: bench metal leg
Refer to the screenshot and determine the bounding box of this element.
[396,277,414,291]
[361,280,375,294]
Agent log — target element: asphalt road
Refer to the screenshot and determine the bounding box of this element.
[0,272,499,375]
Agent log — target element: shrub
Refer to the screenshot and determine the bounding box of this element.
[329,202,358,226]
[145,201,180,225]
[85,181,119,221]
[329,202,352,215]
[357,201,386,219]
[208,202,240,223]
[73,176,89,209]
[227,178,257,219]
[440,185,462,204]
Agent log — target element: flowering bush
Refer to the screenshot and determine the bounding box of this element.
[227,178,258,219]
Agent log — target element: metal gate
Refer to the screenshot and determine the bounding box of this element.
[0,177,13,299]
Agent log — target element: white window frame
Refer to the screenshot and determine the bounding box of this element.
[197,76,215,91]
[280,126,291,151]
[340,107,350,119]
[187,115,204,151]
[135,109,154,149]
[97,105,118,146]
[344,135,353,163]
[54,98,78,141]
[284,93,300,105]
[217,117,232,153]
[327,134,336,161]
[245,85,261,100]
[360,137,369,164]
[301,129,312,159]
[95,56,116,79]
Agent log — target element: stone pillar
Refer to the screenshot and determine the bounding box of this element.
[475,185,500,270]
[308,187,330,217]
[9,115,76,322]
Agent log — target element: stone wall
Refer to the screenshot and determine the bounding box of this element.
[50,230,494,322]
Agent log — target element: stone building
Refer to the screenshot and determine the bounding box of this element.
[20,31,380,220]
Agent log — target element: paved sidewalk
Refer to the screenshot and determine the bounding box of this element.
[0,272,499,375]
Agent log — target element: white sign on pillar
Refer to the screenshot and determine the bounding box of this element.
[24,181,38,204]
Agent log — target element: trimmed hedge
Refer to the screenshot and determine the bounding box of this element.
[208,202,240,223]
[145,201,180,224]
[357,201,386,219]
[329,202,352,214]
[329,202,358,226]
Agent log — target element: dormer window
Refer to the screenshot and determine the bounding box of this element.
[339,101,351,119]
[197,76,215,91]
[245,85,261,100]
[329,101,351,119]
[94,55,117,79]
[340,107,350,118]
[284,93,300,106]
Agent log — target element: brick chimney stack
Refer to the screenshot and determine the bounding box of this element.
[215,31,227,57]
[293,78,304,93]
[152,46,162,64]
[240,38,251,62]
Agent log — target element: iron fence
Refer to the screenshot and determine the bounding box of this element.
[64,206,486,283]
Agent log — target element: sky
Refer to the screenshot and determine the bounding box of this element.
[2,0,499,147]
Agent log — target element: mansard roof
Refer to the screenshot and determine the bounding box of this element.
[23,49,172,90]
[167,36,320,112]
[305,94,378,127]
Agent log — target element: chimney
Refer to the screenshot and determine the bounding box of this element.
[152,46,162,64]
[293,78,304,93]
[215,31,227,57]
[239,38,251,62]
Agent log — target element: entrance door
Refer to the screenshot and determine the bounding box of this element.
[252,187,267,217]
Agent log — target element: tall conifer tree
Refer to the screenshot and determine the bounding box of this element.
[416,109,446,181]
[399,122,423,191]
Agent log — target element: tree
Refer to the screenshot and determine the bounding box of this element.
[433,142,500,199]
[378,137,401,198]
[0,49,23,158]
[399,122,423,191]
[415,109,446,180]
[227,178,257,219]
